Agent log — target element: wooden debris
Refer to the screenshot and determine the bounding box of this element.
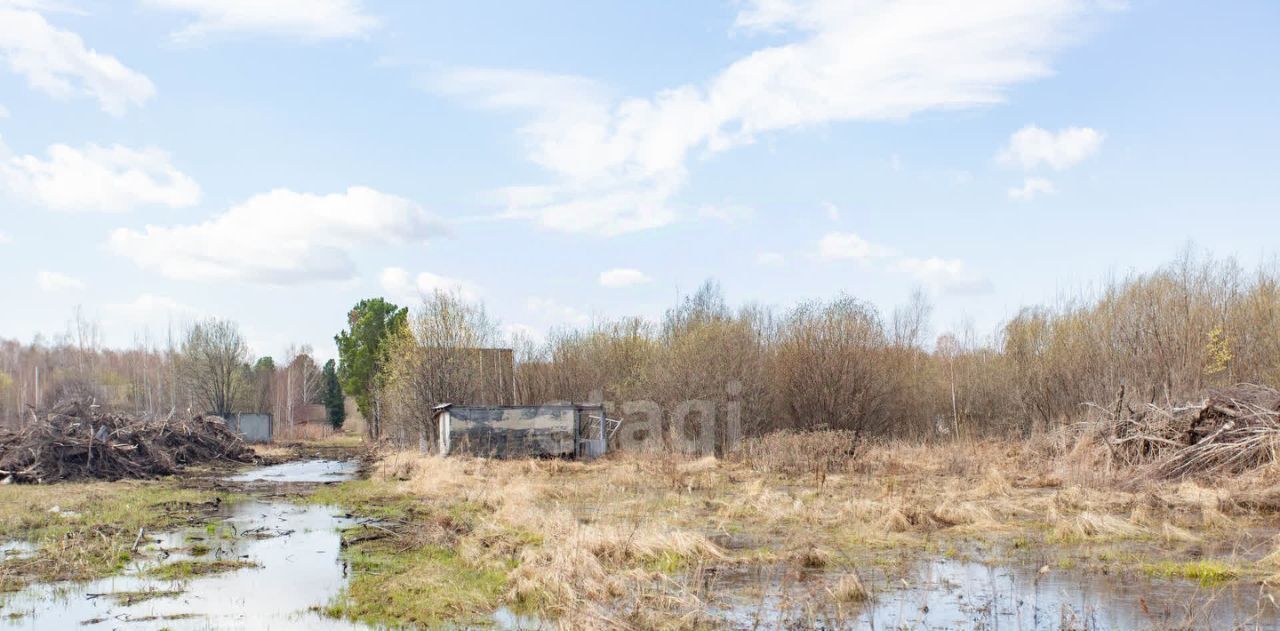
[0,400,255,484]
[1095,383,1280,478]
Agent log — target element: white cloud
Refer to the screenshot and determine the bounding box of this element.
[598,268,652,288]
[998,125,1104,171]
[142,0,380,41]
[527,296,590,327]
[36,269,84,292]
[1007,176,1056,201]
[435,0,1091,235]
[894,257,993,295]
[0,5,155,115]
[109,186,444,284]
[817,231,896,261]
[1,141,199,211]
[104,293,201,333]
[756,251,785,266]
[379,266,481,304]
[816,231,992,294]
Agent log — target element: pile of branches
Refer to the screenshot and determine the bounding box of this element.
[1094,383,1280,478]
[0,401,256,484]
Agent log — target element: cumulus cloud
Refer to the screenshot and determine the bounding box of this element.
[142,0,380,41]
[998,125,1104,171]
[36,269,84,291]
[894,257,993,295]
[109,186,443,284]
[598,268,652,288]
[0,5,155,114]
[1007,176,1056,201]
[1,141,199,211]
[379,266,481,304]
[817,232,993,295]
[433,0,1091,235]
[817,232,896,261]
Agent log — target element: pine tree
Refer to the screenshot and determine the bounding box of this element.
[322,359,346,429]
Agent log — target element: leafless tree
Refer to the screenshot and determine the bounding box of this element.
[179,318,249,417]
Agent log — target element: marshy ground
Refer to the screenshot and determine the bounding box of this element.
[1,435,1278,629]
[307,435,1280,629]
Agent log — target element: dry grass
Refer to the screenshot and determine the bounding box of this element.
[319,434,1280,627]
[826,572,870,603]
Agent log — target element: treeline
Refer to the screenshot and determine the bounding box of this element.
[0,316,346,437]
[362,250,1280,444]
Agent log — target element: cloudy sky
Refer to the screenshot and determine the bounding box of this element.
[1,0,1277,359]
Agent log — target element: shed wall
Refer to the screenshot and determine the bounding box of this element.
[229,413,273,443]
[441,406,577,458]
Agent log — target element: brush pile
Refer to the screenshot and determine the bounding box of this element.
[1096,383,1280,478]
[0,401,256,484]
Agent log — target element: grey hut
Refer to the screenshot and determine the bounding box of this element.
[433,404,609,459]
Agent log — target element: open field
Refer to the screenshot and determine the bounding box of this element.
[0,422,1277,629]
[312,435,1280,629]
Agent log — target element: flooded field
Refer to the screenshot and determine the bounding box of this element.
[228,458,360,483]
[3,451,1280,629]
[0,461,366,630]
[706,555,1280,630]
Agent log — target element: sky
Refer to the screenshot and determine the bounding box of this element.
[1,0,1278,361]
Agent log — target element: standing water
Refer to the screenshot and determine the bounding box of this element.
[0,461,370,630]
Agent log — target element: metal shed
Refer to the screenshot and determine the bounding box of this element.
[434,404,615,459]
[225,412,273,443]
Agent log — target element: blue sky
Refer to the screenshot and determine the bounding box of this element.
[1,0,1278,360]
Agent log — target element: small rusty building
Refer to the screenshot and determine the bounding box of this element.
[434,404,612,459]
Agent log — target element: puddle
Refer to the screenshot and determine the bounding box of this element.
[0,462,371,630]
[0,541,34,562]
[706,556,1280,630]
[489,606,544,630]
[228,459,359,483]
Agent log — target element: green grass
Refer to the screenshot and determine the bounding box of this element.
[306,479,417,521]
[1142,559,1240,586]
[326,539,506,627]
[0,481,233,590]
[147,559,259,580]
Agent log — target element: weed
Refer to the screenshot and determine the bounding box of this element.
[1143,559,1240,586]
[147,559,259,580]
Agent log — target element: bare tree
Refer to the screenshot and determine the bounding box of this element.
[180,318,249,417]
[280,344,323,433]
[380,291,500,445]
